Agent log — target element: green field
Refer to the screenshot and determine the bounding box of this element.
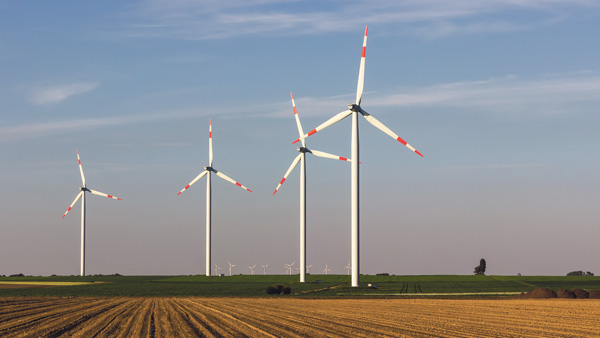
[1,274,599,297]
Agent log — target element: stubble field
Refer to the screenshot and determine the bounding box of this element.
[1,297,599,337]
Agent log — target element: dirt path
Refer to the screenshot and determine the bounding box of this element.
[1,297,599,337]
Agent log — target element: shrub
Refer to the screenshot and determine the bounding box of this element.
[266,285,284,295]
[282,287,292,295]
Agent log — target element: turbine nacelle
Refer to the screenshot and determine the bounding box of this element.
[79,187,90,192]
[348,103,361,112]
[297,147,309,153]
[204,166,215,172]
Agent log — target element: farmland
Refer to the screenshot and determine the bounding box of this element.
[1,274,600,297]
[1,297,600,337]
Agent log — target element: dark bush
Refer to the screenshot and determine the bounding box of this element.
[266,285,284,295]
[282,286,292,295]
[567,270,594,276]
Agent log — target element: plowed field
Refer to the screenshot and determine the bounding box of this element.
[1,297,599,337]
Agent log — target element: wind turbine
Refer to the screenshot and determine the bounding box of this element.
[292,26,424,287]
[62,150,122,277]
[324,264,331,275]
[261,264,269,275]
[214,263,222,276]
[274,92,353,283]
[177,120,252,276]
[228,261,236,276]
[248,264,256,275]
[345,261,351,275]
[284,263,291,275]
[306,264,313,274]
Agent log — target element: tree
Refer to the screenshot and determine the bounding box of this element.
[474,258,486,275]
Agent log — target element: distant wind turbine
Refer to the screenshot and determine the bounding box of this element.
[62,150,122,277]
[227,261,236,276]
[324,264,331,275]
[345,261,351,275]
[274,92,353,283]
[177,120,252,276]
[306,264,313,274]
[248,264,256,275]
[292,26,424,287]
[261,264,269,275]
[214,263,221,276]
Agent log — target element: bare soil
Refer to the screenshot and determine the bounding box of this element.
[1,297,599,337]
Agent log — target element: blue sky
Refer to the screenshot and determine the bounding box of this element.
[1,0,599,277]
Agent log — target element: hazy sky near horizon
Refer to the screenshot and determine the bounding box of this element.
[1,0,599,277]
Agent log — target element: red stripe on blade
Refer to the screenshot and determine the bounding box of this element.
[396,137,407,146]
[292,139,300,144]
[307,129,317,136]
[416,150,424,157]
[236,182,242,187]
[280,178,286,185]
[339,157,348,161]
[362,47,366,58]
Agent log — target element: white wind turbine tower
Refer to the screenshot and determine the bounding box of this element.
[323,264,331,275]
[228,261,236,276]
[293,26,424,287]
[274,92,353,283]
[62,150,122,277]
[248,264,256,275]
[177,120,252,276]
[261,264,269,275]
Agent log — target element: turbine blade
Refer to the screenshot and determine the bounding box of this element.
[309,149,352,162]
[292,110,352,144]
[290,92,305,147]
[62,191,83,218]
[76,149,86,187]
[89,189,122,200]
[177,170,208,195]
[215,170,252,192]
[362,112,424,157]
[273,154,302,195]
[356,25,368,105]
[209,119,213,167]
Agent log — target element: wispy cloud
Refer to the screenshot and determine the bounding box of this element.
[109,0,599,40]
[29,82,99,105]
[261,71,600,117]
[0,111,197,143]
[5,71,598,143]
